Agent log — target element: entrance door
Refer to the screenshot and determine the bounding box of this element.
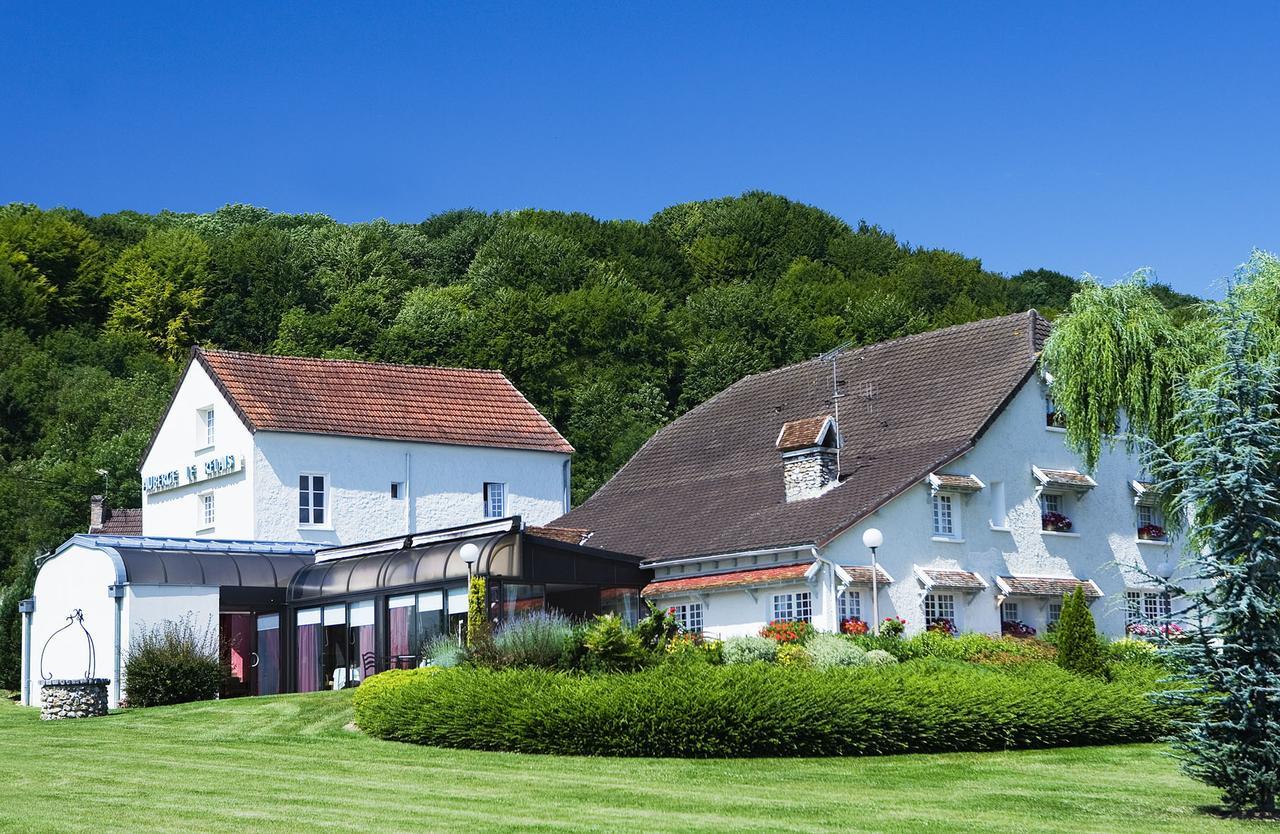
[254,614,281,696]
[221,613,254,698]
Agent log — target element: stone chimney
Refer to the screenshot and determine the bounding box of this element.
[89,495,109,532]
[777,415,840,502]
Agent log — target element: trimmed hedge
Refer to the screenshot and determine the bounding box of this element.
[354,659,1179,757]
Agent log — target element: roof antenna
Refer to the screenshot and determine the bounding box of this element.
[818,341,853,474]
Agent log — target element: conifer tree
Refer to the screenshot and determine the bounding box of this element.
[1055,586,1106,678]
[1146,303,1280,815]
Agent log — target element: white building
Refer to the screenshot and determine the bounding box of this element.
[21,350,590,708]
[141,348,574,546]
[552,312,1184,640]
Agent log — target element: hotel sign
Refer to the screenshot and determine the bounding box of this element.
[143,454,244,494]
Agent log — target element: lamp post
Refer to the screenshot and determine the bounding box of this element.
[459,542,480,645]
[862,528,883,635]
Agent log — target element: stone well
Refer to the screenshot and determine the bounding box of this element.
[40,678,110,720]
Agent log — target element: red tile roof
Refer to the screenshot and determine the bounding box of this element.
[776,415,834,452]
[191,349,572,454]
[643,563,811,597]
[90,508,143,536]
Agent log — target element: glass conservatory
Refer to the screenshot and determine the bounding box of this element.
[283,517,648,691]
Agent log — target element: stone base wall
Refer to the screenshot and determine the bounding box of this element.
[40,679,109,720]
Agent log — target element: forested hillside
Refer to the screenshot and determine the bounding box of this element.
[0,192,1197,685]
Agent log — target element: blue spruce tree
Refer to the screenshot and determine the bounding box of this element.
[1147,302,1280,815]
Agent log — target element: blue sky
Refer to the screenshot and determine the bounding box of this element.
[3,2,1276,296]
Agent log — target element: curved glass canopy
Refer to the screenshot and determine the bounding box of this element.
[287,530,520,604]
[114,547,314,589]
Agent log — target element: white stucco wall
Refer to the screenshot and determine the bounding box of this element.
[821,377,1181,638]
[253,431,569,550]
[26,544,121,708]
[654,377,1185,641]
[122,585,220,693]
[142,362,256,539]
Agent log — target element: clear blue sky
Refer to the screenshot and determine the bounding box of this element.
[3,2,1276,297]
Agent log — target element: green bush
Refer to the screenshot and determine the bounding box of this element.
[352,668,439,737]
[807,633,868,669]
[663,634,723,666]
[776,642,812,667]
[354,659,1181,757]
[864,649,898,666]
[1056,587,1108,678]
[424,634,466,668]
[123,616,223,708]
[1107,638,1162,667]
[493,611,573,668]
[886,632,1057,665]
[581,614,648,672]
[722,635,777,664]
[635,603,680,650]
[466,576,491,650]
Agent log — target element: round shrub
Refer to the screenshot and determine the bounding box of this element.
[352,668,439,738]
[354,659,1179,757]
[493,611,573,668]
[722,635,777,664]
[864,649,897,666]
[123,616,223,708]
[776,643,812,667]
[424,634,466,668]
[807,633,868,669]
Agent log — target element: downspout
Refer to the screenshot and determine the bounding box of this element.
[405,452,412,535]
[108,584,125,708]
[18,598,34,706]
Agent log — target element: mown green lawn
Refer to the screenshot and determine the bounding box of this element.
[0,692,1262,834]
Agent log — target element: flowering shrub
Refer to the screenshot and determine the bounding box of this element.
[1001,620,1037,638]
[1126,622,1186,640]
[841,617,869,636]
[1137,523,1166,541]
[776,643,813,667]
[1042,511,1073,532]
[879,616,907,638]
[760,620,814,644]
[926,618,957,636]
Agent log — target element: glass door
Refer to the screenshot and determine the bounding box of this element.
[254,613,281,696]
[220,612,254,698]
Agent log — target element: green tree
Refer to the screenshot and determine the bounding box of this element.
[1055,587,1106,678]
[106,228,212,359]
[1147,301,1280,815]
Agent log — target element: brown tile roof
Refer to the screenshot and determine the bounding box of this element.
[188,349,572,454]
[554,312,1048,561]
[90,508,143,536]
[776,415,835,452]
[996,575,1103,598]
[921,569,988,590]
[525,525,593,546]
[931,473,984,492]
[643,563,811,597]
[1033,467,1097,490]
[838,565,894,585]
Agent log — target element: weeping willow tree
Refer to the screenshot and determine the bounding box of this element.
[1042,251,1280,471]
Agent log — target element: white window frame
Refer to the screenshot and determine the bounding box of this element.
[1041,492,1063,516]
[1126,590,1171,625]
[771,591,812,623]
[299,472,329,528]
[838,589,862,622]
[483,482,506,518]
[1047,601,1063,628]
[932,492,961,540]
[923,593,957,628]
[1001,601,1019,622]
[197,490,215,531]
[197,406,215,449]
[671,602,704,633]
[390,482,403,500]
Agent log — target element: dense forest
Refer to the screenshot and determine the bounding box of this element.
[0,191,1198,685]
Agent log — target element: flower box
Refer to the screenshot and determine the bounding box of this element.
[1138,523,1166,541]
[1001,619,1037,638]
[1042,511,1073,533]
